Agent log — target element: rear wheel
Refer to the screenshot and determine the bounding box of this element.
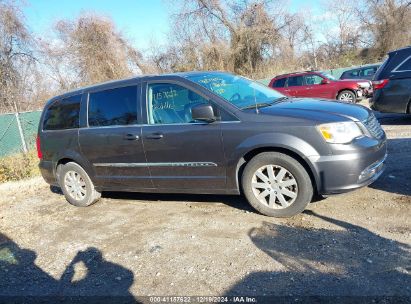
[337,90,356,103]
[58,162,101,207]
[241,152,313,217]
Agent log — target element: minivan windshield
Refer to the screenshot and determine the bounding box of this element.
[187,73,285,110]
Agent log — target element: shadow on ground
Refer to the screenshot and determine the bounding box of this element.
[0,233,136,302]
[369,138,411,196]
[225,211,411,298]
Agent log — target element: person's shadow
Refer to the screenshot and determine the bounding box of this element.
[0,233,135,302]
[59,247,134,297]
[225,211,411,298]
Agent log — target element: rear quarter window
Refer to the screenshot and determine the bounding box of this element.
[393,56,411,72]
[43,94,81,130]
[273,78,286,88]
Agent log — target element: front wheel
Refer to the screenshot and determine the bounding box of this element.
[337,90,356,103]
[242,152,313,217]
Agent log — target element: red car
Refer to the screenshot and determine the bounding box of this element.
[269,71,372,103]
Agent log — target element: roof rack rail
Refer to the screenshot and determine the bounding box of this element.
[274,70,319,78]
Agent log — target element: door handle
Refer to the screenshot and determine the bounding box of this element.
[146,133,164,139]
[123,133,140,140]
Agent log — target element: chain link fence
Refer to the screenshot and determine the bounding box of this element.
[0,110,42,157]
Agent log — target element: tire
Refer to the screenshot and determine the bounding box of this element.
[241,152,313,217]
[58,162,101,207]
[337,90,356,103]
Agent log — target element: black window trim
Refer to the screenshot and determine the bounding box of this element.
[85,83,141,129]
[143,79,239,126]
[42,93,82,132]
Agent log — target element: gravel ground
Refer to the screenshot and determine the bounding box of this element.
[0,110,410,302]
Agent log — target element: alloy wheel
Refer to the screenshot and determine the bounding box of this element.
[64,170,87,201]
[251,164,298,209]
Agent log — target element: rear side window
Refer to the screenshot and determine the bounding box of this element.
[342,70,359,79]
[43,95,81,130]
[287,76,303,86]
[88,86,137,127]
[361,67,377,77]
[273,78,286,88]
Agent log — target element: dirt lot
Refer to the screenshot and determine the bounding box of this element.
[0,111,410,301]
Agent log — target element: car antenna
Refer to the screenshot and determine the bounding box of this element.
[253,87,259,114]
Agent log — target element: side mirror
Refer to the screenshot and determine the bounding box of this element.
[191,104,216,123]
[321,79,330,85]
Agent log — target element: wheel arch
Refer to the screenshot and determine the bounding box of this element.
[336,88,356,100]
[53,152,94,183]
[235,146,319,196]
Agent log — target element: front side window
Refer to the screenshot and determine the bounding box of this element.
[187,73,284,110]
[147,83,210,124]
[88,86,137,127]
[43,94,81,130]
[304,75,323,85]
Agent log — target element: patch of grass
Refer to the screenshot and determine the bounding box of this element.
[0,150,40,183]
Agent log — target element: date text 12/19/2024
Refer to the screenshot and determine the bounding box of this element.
[149,296,257,303]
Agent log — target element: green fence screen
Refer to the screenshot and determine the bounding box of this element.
[0,111,42,157]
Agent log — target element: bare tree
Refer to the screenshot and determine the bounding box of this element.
[163,0,292,77]
[357,0,411,59]
[0,0,37,113]
[42,13,146,88]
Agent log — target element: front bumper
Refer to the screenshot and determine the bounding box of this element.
[308,137,387,195]
[355,89,364,100]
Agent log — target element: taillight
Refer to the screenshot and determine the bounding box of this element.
[36,135,43,159]
[372,79,389,90]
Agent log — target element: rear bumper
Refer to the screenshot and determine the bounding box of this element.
[39,160,58,186]
[370,89,409,113]
[308,137,387,195]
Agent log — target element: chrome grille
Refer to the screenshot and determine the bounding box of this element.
[363,113,385,140]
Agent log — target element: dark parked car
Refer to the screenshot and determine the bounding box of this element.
[340,64,380,80]
[370,46,411,114]
[37,72,387,217]
[269,71,371,103]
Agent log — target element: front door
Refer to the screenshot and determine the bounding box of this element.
[303,74,331,99]
[141,81,226,190]
[79,84,152,190]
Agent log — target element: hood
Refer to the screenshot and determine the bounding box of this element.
[256,98,371,122]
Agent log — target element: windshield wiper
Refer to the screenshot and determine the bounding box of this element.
[241,97,289,110]
[241,102,272,110]
[271,96,289,103]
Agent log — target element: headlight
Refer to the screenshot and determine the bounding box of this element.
[317,121,364,144]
